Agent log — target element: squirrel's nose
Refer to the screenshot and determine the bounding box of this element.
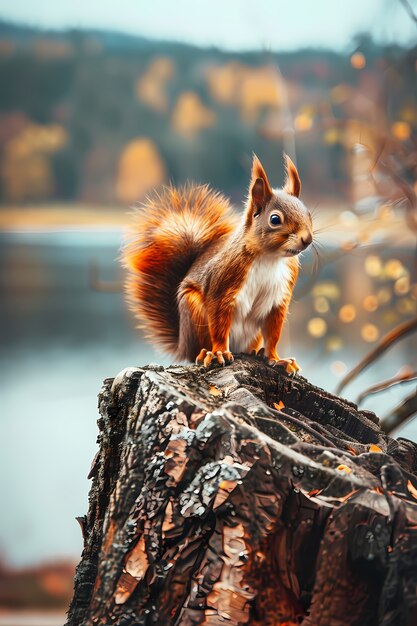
[300,232,313,249]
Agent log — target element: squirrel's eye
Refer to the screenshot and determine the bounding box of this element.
[270,213,282,226]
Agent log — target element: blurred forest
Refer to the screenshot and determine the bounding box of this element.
[0,20,416,206]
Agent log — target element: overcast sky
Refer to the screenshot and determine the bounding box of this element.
[0,0,416,51]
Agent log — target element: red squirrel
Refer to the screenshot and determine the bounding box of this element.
[123,155,313,374]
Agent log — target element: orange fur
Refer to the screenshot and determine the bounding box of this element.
[247,332,263,353]
[181,287,206,337]
[283,154,301,197]
[123,184,237,356]
[122,156,312,365]
[264,303,289,360]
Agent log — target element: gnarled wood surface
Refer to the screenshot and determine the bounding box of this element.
[66,356,417,626]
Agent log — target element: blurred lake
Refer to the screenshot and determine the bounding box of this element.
[1,227,416,568]
[0,228,164,568]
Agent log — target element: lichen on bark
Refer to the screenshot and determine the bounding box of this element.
[66,356,417,626]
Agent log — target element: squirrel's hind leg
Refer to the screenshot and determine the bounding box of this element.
[194,300,235,368]
[177,284,210,362]
[195,348,234,367]
[177,283,234,368]
[198,301,235,367]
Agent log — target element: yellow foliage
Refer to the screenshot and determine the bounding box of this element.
[2,152,52,202]
[171,92,216,137]
[1,122,67,201]
[239,69,280,122]
[206,61,240,106]
[33,38,73,59]
[8,124,67,156]
[116,138,165,203]
[206,62,281,122]
[136,57,175,112]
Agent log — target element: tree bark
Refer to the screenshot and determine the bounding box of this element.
[66,356,417,626]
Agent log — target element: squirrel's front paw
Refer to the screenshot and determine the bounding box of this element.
[195,348,234,368]
[269,357,301,376]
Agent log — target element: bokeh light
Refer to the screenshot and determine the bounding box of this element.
[312,282,341,301]
[392,121,411,141]
[363,295,379,312]
[326,336,343,352]
[331,361,348,375]
[377,287,392,305]
[384,259,404,280]
[294,112,313,132]
[397,298,416,315]
[361,324,380,342]
[395,276,410,295]
[307,318,327,338]
[365,255,382,277]
[339,304,357,323]
[314,296,330,313]
[350,52,366,69]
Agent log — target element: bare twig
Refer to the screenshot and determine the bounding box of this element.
[399,0,417,25]
[336,317,417,394]
[382,388,417,434]
[356,368,417,404]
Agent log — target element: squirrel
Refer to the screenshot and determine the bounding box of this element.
[122,154,313,374]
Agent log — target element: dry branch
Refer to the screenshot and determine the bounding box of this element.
[356,369,417,406]
[66,356,417,626]
[336,316,417,395]
[383,388,417,435]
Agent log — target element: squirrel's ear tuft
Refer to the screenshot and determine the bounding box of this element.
[250,155,272,211]
[283,154,301,198]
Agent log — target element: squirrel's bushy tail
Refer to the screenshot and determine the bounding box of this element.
[122,184,237,358]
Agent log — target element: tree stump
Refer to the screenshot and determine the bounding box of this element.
[66,356,417,626]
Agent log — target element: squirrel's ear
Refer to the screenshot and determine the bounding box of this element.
[283,154,301,198]
[249,155,272,214]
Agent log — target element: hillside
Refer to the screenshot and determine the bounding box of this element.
[0,20,415,205]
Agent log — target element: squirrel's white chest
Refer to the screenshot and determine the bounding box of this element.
[230,256,292,350]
